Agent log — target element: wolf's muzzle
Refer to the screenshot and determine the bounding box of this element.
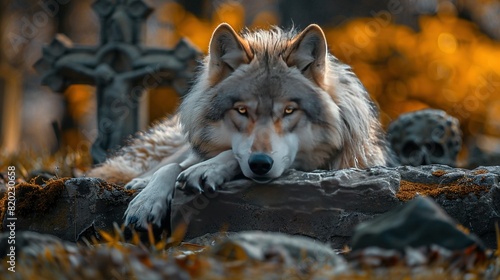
[248,153,274,175]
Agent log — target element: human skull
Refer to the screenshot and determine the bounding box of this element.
[387,109,462,166]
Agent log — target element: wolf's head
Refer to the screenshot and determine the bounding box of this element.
[180,23,388,183]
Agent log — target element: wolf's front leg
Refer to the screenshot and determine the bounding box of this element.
[125,177,151,190]
[176,150,241,193]
[124,163,182,229]
[124,144,192,190]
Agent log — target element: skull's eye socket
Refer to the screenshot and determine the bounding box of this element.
[284,106,295,115]
[425,142,445,157]
[236,106,247,115]
[401,141,419,157]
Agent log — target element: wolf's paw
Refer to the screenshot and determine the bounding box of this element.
[124,187,168,229]
[125,178,150,190]
[176,162,230,194]
[124,164,181,229]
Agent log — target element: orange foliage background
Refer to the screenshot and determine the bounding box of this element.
[2,1,500,174]
[154,2,500,144]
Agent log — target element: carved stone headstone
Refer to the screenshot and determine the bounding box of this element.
[34,0,199,163]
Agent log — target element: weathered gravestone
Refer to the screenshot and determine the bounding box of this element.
[34,0,199,163]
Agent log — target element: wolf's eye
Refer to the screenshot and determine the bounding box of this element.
[284,106,295,115]
[236,106,247,115]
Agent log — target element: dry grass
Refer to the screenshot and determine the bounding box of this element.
[0,224,496,279]
[0,146,92,180]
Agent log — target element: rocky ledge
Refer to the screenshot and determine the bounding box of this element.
[2,165,500,248]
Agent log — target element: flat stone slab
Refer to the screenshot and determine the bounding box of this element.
[172,167,402,248]
[3,165,500,248]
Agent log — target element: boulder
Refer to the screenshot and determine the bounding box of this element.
[351,196,485,251]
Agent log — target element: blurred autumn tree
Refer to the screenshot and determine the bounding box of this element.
[327,14,500,133]
[161,1,500,134]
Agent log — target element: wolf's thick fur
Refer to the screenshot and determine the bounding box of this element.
[89,23,393,228]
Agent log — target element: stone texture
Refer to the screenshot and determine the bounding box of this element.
[171,167,402,248]
[4,165,500,249]
[393,165,500,247]
[2,178,133,242]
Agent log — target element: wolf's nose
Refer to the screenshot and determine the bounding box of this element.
[248,153,274,175]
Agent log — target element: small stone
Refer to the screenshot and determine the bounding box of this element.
[351,196,485,251]
[212,231,347,269]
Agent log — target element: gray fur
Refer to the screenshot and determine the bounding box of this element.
[180,24,393,169]
[89,23,395,229]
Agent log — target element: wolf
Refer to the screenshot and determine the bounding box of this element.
[89,23,394,229]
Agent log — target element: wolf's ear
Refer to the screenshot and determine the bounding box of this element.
[208,23,253,85]
[286,24,328,86]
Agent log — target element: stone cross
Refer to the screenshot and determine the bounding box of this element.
[34,0,199,163]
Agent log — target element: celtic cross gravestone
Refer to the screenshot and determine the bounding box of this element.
[34,0,199,163]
